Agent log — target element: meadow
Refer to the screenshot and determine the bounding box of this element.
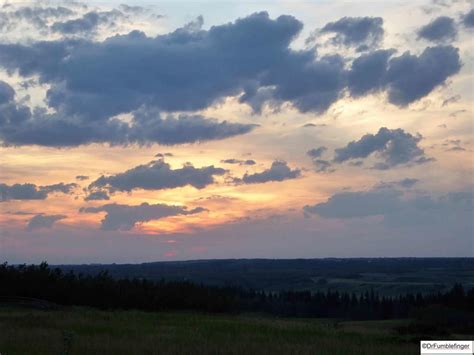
[0,307,419,355]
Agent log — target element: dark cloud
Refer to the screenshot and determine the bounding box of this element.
[84,190,110,201]
[6,211,36,216]
[129,110,258,145]
[334,127,432,169]
[0,12,346,119]
[0,81,15,104]
[0,13,463,148]
[461,9,474,28]
[304,188,403,218]
[348,160,364,167]
[304,188,473,230]
[307,146,327,158]
[80,202,207,230]
[88,160,226,193]
[313,159,333,173]
[446,146,466,151]
[442,138,467,152]
[155,152,173,158]
[0,182,77,202]
[0,81,32,129]
[302,123,326,128]
[0,5,74,32]
[449,109,467,118]
[0,82,256,146]
[41,183,77,194]
[0,183,48,201]
[75,175,89,181]
[221,158,256,165]
[26,214,66,231]
[307,147,332,172]
[417,16,457,43]
[376,178,419,189]
[348,46,461,105]
[385,46,460,106]
[320,16,384,49]
[51,10,123,35]
[237,161,301,184]
[196,195,238,203]
[348,49,394,97]
[119,4,147,14]
[396,178,419,188]
[442,94,461,107]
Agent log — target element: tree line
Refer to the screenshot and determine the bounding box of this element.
[1,262,473,322]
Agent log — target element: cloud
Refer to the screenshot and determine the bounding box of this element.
[155,152,173,158]
[88,160,226,193]
[375,178,419,189]
[348,46,461,105]
[348,49,395,97]
[119,4,147,15]
[314,159,334,173]
[84,190,110,201]
[51,10,123,35]
[0,81,15,104]
[0,13,463,148]
[304,188,403,219]
[0,82,256,146]
[76,175,89,181]
[302,123,326,128]
[221,158,256,165]
[0,12,346,118]
[307,147,332,172]
[442,138,468,152]
[307,146,327,158]
[320,16,384,49]
[237,161,301,184]
[26,214,66,231]
[80,202,207,230]
[304,188,473,227]
[41,183,78,194]
[446,146,466,151]
[384,45,460,106]
[334,127,432,169]
[129,110,258,145]
[461,9,474,28]
[0,5,74,32]
[0,182,77,201]
[442,94,461,107]
[395,178,419,188]
[417,16,457,43]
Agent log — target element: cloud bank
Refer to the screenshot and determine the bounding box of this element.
[0,12,463,147]
[304,188,473,231]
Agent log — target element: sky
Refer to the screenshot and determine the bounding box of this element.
[0,0,473,264]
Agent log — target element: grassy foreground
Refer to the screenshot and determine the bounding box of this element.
[0,307,418,355]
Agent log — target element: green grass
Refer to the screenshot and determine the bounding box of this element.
[0,307,419,355]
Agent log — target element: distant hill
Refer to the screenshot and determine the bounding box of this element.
[56,258,474,296]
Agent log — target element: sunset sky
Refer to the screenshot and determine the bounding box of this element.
[0,0,473,263]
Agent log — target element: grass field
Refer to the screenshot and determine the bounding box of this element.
[0,307,421,355]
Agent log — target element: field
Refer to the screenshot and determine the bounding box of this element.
[0,307,421,355]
